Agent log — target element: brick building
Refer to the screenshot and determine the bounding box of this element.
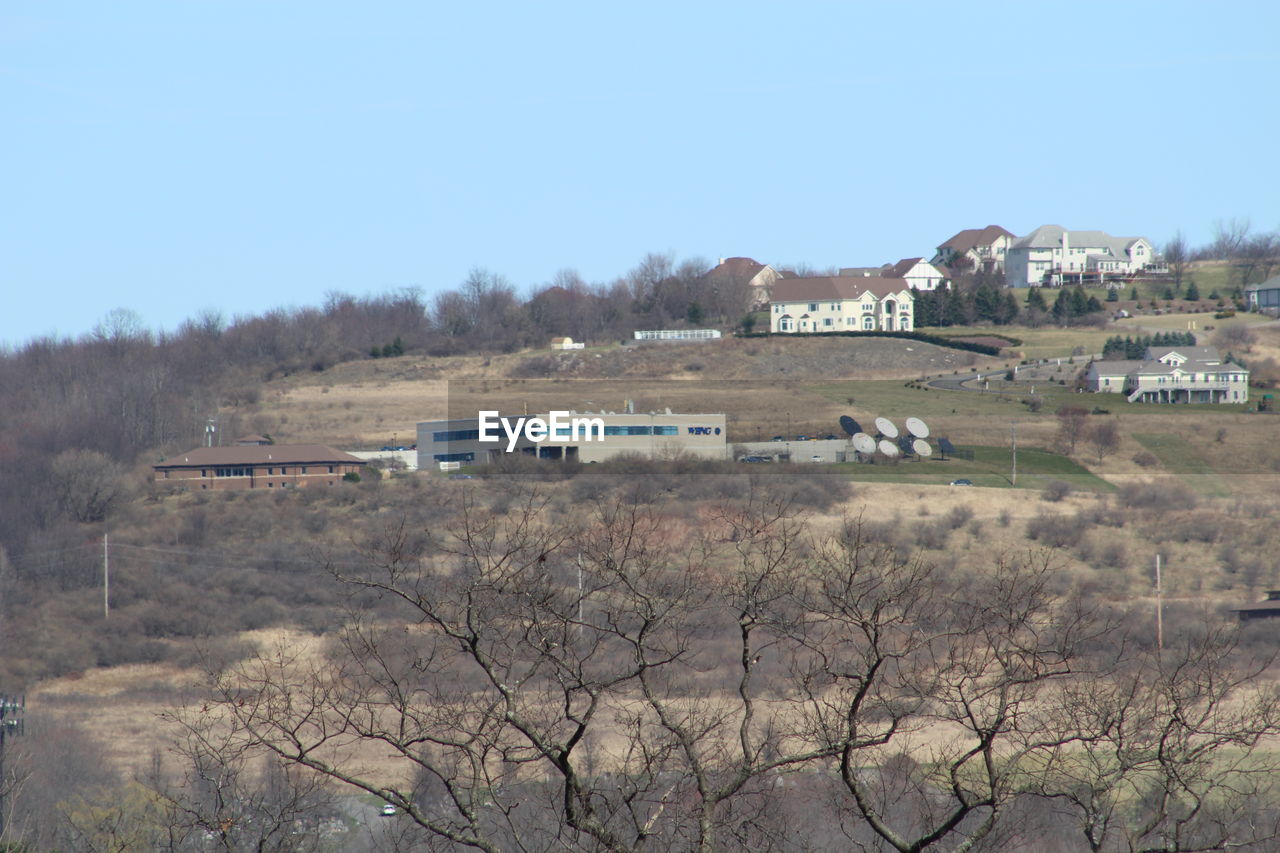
[153,444,366,490]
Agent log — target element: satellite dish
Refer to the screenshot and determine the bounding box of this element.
[875,417,899,439]
[839,415,862,436]
[913,439,932,457]
[906,417,930,438]
[878,439,900,457]
[852,433,876,454]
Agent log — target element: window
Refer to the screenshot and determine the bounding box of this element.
[808,303,818,311]
[863,316,874,330]
[268,482,274,487]
[603,426,652,436]
[301,467,308,474]
[327,465,335,473]
[433,452,475,463]
[823,318,833,327]
[653,426,678,436]
[433,429,480,442]
[201,469,207,477]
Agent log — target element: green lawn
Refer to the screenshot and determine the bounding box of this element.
[833,444,1112,491]
[917,324,1116,360]
[1131,432,1231,496]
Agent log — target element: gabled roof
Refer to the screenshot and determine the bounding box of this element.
[707,257,766,279]
[1012,225,1148,259]
[155,444,365,468]
[1245,274,1280,292]
[887,258,921,278]
[1147,346,1221,364]
[839,266,888,278]
[772,276,911,303]
[938,225,1016,253]
[1086,360,1137,376]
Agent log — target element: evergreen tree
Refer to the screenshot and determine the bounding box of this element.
[1000,292,1020,325]
[1069,287,1089,317]
[1105,288,1118,302]
[1051,289,1070,321]
[1026,288,1048,311]
[1128,286,1139,301]
[974,285,999,323]
[1184,280,1200,301]
[1086,295,1104,313]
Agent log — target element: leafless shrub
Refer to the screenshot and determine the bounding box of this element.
[913,519,951,550]
[945,505,974,529]
[1042,480,1071,502]
[1026,512,1077,548]
[1117,481,1197,511]
[1132,451,1159,468]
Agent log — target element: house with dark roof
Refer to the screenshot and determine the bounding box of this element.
[770,277,914,333]
[153,444,366,490]
[932,225,1017,273]
[1232,590,1280,622]
[705,257,782,308]
[1245,275,1280,313]
[1083,346,1248,404]
[1006,225,1157,288]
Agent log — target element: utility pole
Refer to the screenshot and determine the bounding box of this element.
[103,532,110,619]
[1010,422,1018,486]
[1155,554,1163,655]
[0,694,25,839]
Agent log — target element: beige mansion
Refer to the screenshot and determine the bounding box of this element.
[770,276,914,333]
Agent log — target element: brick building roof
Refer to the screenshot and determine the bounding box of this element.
[155,444,364,469]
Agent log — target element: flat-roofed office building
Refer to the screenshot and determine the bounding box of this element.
[417,412,728,467]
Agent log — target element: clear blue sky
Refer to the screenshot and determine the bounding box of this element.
[3,1,1277,347]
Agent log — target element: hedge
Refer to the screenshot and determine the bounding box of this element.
[735,329,1004,356]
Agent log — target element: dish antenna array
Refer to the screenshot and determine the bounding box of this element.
[843,414,936,462]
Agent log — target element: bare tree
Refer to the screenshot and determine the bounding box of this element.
[1164,231,1190,291]
[178,488,1280,852]
[1212,324,1257,354]
[1210,218,1252,261]
[1055,406,1089,456]
[1029,622,1280,852]
[1086,420,1120,465]
[48,448,131,524]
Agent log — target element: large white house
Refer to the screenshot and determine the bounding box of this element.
[770,277,914,333]
[1006,225,1156,287]
[1084,346,1248,404]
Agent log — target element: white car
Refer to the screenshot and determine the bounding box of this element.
[381,804,397,817]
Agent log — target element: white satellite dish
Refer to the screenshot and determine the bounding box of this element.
[852,433,876,454]
[906,417,930,439]
[878,439,900,457]
[913,439,932,457]
[875,417,899,439]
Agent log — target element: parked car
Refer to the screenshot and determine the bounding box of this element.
[822,434,839,441]
[795,435,810,442]
[770,436,784,442]
[739,455,771,463]
[381,804,397,817]
[949,478,974,487]
[449,473,474,480]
